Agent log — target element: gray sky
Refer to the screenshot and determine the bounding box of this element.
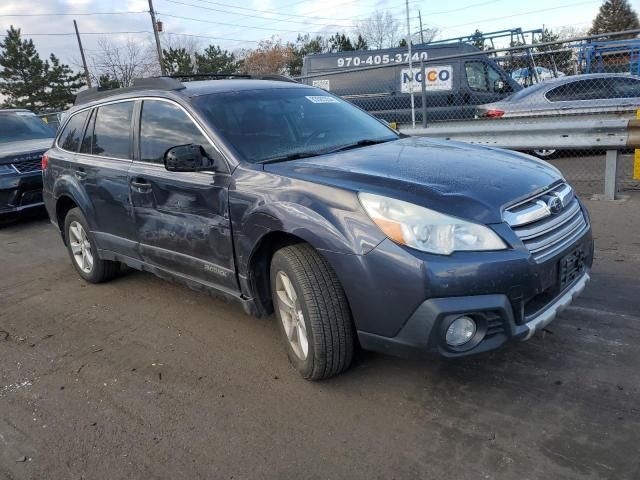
[0,0,605,67]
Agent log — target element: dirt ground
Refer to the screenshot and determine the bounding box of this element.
[1,194,639,480]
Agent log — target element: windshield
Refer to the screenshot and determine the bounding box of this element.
[0,111,55,143]
[193,87,398,163]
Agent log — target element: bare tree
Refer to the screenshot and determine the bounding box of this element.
[355,11,401,49]
[417,27,440,44]
[88,37,160,87]
[239,38,293,75]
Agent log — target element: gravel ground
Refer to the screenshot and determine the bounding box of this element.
[1,194,639,480]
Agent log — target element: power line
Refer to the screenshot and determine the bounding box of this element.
[164,31,260,43]
[161,0,354,25]
[157,12,357,32]
[0,11,148,17]
[446,0,602,29]
[0,31,153,37]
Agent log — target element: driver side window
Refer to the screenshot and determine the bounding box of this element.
[465,61,488,91]
[140,100,214,164]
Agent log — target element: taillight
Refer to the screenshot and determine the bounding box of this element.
[41,152,49,170]
[483,109,505,118]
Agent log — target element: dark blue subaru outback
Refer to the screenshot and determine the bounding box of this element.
[43,77,592,380]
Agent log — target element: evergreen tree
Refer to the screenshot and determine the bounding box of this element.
[398,38,407,47]
[0,26,83,111]
[353,34,368,50]
[195,45,237,74]
[328,33,354,52]
[97,74,120,89]
[161,47,193,75]
[0,26,48,110]
[533,29,573,76]
[46,54,84,111]
[589,0,639,38]
[286,34,326,76]
[471,30,485,50]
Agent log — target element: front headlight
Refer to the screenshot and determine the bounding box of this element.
[359,192,507,255]
[0,164,16,176]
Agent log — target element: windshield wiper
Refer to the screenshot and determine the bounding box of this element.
[257,151,323,164]
[325,138,394,154]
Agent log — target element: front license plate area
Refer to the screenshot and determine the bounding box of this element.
[559,246,586,290]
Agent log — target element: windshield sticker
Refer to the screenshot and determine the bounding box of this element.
[15,111,36,116]
[305,96,339,104]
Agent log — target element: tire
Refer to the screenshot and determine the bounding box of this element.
[531,149,558,159]
[63,207,119,283]
[270,244,354,380]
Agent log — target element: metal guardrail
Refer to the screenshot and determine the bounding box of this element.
[398,114,639,150]
[399,114,640,200]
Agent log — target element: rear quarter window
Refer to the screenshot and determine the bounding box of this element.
[58,110,89,152]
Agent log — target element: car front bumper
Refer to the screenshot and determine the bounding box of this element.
[0,171,44,215]
[322,210,594,359]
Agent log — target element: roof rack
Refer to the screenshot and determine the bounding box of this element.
[166,73,298,83]
[73,73,297,106]
[74,77,185,105]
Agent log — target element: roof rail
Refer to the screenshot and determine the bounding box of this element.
[166,73,298,83]
[74,77,185,105]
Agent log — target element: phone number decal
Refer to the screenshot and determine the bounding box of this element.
[337,51,428,68]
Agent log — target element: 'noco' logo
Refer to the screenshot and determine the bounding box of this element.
[403,69,451,83]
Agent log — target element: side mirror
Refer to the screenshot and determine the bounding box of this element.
[164,144,215,172]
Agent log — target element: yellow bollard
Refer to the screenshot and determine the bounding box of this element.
[636,110,640,180]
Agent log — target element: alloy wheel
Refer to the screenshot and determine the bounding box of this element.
[275,271,308,360]
[68,220,93,274]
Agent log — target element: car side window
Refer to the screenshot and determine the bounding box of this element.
[139,100,213,164]
[546,79,611,102]
[465,62,488,91]
[613,77,640,98]
[91,102,134,159]
[487,64,504,92]
[58,110,89,152]
[79,109,95,154]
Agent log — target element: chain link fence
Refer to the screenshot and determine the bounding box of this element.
[295,30,640,196]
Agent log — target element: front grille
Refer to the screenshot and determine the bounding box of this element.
[505,184,589,262]
[12,157,42,174]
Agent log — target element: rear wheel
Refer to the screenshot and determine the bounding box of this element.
[270,244,354,380]
[532,149,558,159]
[64,208,119,283]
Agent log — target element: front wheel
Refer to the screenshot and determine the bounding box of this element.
[270,244,354,380]
[64,207,120,283]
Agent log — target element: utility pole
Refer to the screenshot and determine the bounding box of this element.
[406,0,415,128]
[418,10,424,44]
[148,0,166,75]
[73,20,92,88]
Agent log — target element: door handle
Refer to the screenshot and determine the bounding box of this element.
[130,178,152,192]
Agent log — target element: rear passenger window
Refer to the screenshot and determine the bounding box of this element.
[91,102,134,159]
[58,110,89,152]
[139,100,212,164]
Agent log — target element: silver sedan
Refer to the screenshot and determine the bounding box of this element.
[476,73,640,118]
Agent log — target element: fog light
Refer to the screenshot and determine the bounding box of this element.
[446,316,477,347]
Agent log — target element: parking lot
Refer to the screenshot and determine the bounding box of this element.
[0,193,638,480]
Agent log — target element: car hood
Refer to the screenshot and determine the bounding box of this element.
[0,138,53,164]
[264,137,563,224]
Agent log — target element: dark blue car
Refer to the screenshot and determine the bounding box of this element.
[42,77,593,379]
[1,109,55,216]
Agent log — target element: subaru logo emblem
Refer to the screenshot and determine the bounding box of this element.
[547,195,563,214]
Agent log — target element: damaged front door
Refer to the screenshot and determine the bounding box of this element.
[128,98,238,293]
